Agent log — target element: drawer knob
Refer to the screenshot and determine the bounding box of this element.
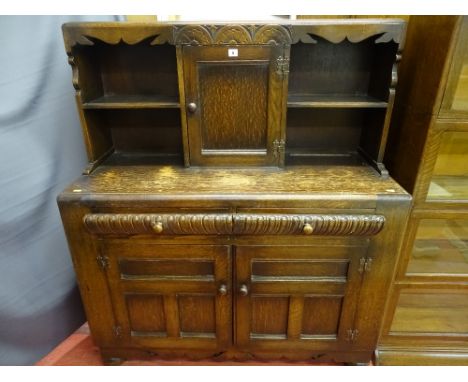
[303,223,314,235]
[218,284,228,296]
[187,102,197,113]
[239,284,249,296]
[152,221,164,234]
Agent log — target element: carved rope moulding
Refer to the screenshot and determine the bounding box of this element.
[83,214,233,235]
[83,213,385,236]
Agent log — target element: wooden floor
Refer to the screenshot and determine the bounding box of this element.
[36,323,358,366]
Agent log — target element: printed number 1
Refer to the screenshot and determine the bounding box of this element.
[228,48,238,57]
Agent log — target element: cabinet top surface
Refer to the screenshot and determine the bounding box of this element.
[59,161,408,202]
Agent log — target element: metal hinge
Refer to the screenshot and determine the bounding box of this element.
[358,257,372,274]
[346,329,359,342]
[273,139,285,159]
[276,56,290,75]
[113,325,122,338]
[96,255,109,270]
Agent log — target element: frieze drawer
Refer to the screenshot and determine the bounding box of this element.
[83,213,385,236]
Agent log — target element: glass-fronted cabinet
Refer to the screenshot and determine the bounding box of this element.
[378,16,468,364]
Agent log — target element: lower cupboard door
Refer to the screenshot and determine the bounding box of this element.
[101,242,232,351]
[235,245,366,352]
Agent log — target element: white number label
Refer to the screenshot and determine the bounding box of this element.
[228,48,238,57]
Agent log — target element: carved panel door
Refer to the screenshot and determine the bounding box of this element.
[100,242,232,352]
[183,45,287,166]
[235,245,368,352]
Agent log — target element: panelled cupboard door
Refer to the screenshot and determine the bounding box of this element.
[100,243,232,351]
[183,45,286,166]
[235,245,367,352]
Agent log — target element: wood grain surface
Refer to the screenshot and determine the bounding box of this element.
[61,159,407,197]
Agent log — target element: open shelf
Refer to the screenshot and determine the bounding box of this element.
[285,108,386,168]
[82,94,180,109]
[287,39,396,110]
[285,150,367,166]
[287,94,388,109]
[83,108,184,165]
[77,42,179,109]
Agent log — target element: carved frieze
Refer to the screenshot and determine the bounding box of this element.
[63,21,405,50]
[213,25,252,44]
[174,24,292,45]
[63,24,172,53]
[83,213,385,236]
[291,23,404,44]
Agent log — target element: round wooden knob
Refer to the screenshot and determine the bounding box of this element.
[152,221,163,234]
[187,102,197,113]
[239,284,249,296]
[218,284,228,296]
[303,223,314,235]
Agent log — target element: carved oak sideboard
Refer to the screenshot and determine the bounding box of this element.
[58,20,411,365]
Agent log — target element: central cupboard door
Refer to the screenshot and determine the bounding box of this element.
[183,45,286,166]
[235,245,367,352]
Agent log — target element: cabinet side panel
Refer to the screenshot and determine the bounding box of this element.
[57,200,116,347]
[356,195,411,347]
[384,16,460,193]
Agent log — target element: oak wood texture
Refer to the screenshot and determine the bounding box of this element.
[59,160,407,199]
[58,20,410,365]
[380,16,468,365]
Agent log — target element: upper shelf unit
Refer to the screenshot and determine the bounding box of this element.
[63,20,406,175]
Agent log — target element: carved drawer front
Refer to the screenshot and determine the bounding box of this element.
[83,213,385,236]
[83,213,233,235]
[235,245,367,352]
[233,214,385,236]
[101,243,231,351]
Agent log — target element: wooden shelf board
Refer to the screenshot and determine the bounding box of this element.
[82,94,180,109]
[285,150,366,166]
[287,94,388,108]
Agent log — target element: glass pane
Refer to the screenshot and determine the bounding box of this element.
[407,219,468,275]
[452,62,468,111]
[427,131,468,200]
[390,291,468,334]
[447,17,468,112]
